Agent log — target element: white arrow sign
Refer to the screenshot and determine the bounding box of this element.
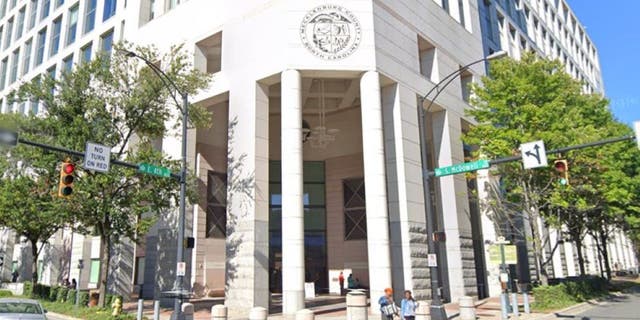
[521,140,548,169]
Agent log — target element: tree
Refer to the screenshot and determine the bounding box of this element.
[0,113,72,286]
[464,52,612,285]
[14,43,211,306]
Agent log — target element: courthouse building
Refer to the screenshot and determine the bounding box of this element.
[0,0,637,318]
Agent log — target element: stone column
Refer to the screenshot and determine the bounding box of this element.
[281,69,305,315]
[225,80,270,317]
[431,110,475,299]
[360,71,392,313]
[382,83,429,300]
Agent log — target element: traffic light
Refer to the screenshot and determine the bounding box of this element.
[58,160,75,197]
[553,159,569,185]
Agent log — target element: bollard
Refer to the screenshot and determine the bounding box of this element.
[182,302,195,320]
[500,292,509,320]
[249,307,268,320]
[415,300,430,320]
[511,292,519,317]
[296,309,315,320]
[137,299,144,320]
[523,291,530,314]
[346,290,368,320]
[153,300,160,320]
[211,304,227,320]
[459,296,476,320]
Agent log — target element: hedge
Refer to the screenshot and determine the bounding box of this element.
[66,289,77,305]
[23,282,33,297]
[532,276,609,311]
[0,290,13,298]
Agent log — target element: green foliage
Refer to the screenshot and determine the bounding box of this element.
[532,277,609,311]
[22,281,33,297]
[57,286,69,302]
[39,299,140,320]
[78,291,90,308]
[0,290,13,298]
[31,284,51,300]
[66,289,77,304]
[9,42,211,307]
[49,285,60,301]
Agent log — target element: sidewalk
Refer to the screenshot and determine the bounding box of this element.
[120,295,553,320]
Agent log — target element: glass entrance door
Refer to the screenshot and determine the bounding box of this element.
[269,161,328,293]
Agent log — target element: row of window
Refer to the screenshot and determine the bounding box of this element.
[433,0,472,32]
[0,28,112,114]
[0,0,115,57]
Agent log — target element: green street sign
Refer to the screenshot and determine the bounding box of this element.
[138,163,171,178]
[434,159,490,177]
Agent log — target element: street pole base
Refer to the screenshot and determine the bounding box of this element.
[430,303,448,320]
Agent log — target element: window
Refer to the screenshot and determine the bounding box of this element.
[84,0,96,33]
[100,29,113,55]
[5,18,14,49]
[343,178,366,240]
[134,257,145,284]
[37,260,44,282]
[15,7,25,40]
[62,54,73,72]
[0,58,8,90]
[9,49,19,84]
[103,0,116,21]
[0,27,3,51]
[460,68,472,102]
[28,0,37,30]
[458,0,465,27]
[22,39,32,75]
[30,99,39,114]
[0,1,6,19]
[81,42,91,62]
[167,0,178,10]
[194,32,222,74]
[206,171,227,238]
[47,65,56,81]
[50,17,61,56]
[41,0,50,20]
[418,35,438,83]
[9,0,16,10]
[35,28,46,66]
[89,259,100,284]
[55,0,64,9]
[66,5,78,45]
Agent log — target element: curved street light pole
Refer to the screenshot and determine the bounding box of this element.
[122,50,189,320]
[417,50,506,320]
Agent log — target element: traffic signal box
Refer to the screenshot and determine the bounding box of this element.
[553,159,569,185]
[58,161,75,197]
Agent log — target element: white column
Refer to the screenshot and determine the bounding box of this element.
[360,71,392,313]
[550,229,564,278]
[281,69,305,315]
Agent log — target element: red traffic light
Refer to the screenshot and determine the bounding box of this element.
[62,163,75,174]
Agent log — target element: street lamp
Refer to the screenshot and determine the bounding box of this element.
[121,49,190,320]
[417,50,506,320]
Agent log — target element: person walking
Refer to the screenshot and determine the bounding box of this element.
[378,287,398,320]
[401,290,418,320]
[338,272,345,295]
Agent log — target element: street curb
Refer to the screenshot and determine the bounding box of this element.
[534,298,603,320]
[47,311,84,320]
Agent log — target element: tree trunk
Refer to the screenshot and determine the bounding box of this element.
[575,238,586,276]
[97,233,111,308]
[594,235,605,278]
[529,210,548,286]
[29,239,39,288]
[599,231,611,280]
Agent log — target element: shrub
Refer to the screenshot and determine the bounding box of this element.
[77,291,90,307]
[66,289,76,305]
[532,277,609,311]
[0,290,13,298]
[32,284,51,300]
[23,282,33,297]
[49,286,60,302]
[57,287,69,302]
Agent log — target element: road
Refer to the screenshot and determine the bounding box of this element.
[555,286,640,320]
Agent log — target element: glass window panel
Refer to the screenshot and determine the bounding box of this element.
[89,259,100,283]
[304,208,326,230]
[304,184,325,206]
[303,162,325,182]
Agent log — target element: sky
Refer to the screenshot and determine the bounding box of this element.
[567,0,640,125]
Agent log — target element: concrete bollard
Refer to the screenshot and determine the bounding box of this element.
[296,309,315,320]
[137,299,144,320]
[182,303,195,320]
[211,305,227,320]
[523,291,531,314]
[459,296,476,320]
[415,300,430,320]
[511,292,519,317]
[249,307,268,320]
[346,290,368,320]
[153,300,160,320]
